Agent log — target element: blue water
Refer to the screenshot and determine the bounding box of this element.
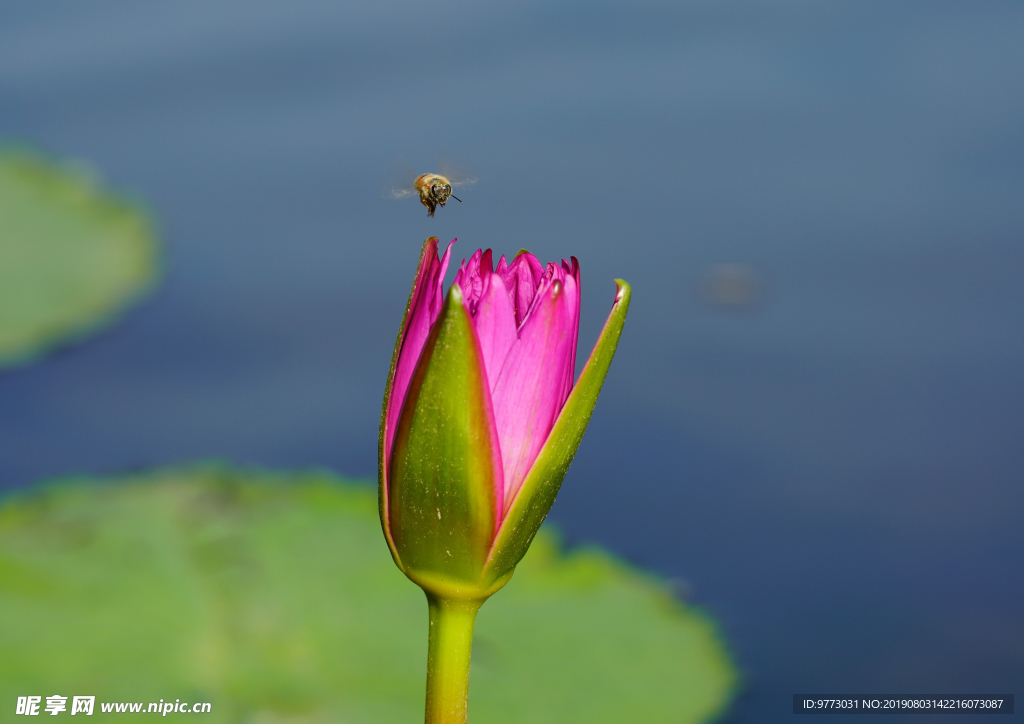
[1,1,1022,721]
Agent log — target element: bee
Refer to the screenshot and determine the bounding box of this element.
[389,161,476,217]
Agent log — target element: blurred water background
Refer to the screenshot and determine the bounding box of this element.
[1,1,1022,721]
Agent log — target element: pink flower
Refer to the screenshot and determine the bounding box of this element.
[379,237,629,597]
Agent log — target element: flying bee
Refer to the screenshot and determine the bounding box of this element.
[388,161,476,217]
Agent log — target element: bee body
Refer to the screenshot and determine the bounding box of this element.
[413,173,456,217]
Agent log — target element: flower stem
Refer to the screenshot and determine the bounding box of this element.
[424,594,483,724]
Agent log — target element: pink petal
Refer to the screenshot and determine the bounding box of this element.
[502,251,545,327]
[386,239,453,461]
[556,267,580,404]
[454,248,493,316]
[491,274,576,508]
[559,258,581,402]
[472,272,518,391]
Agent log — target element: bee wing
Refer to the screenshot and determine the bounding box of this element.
[388,187,419,199]
[437,157,478,189]
[381,157,420,200]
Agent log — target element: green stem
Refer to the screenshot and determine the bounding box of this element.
[424,594,483,724]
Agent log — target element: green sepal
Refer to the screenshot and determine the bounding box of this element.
[482,280,631,584]
[378,237,440,572]
[389,283,501,590]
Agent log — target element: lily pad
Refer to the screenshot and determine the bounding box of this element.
[0,466,737,722]
[0,147,160,368]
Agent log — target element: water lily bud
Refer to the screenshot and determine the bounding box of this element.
[379,238,630,601]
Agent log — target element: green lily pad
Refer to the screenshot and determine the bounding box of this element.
[0,147,160,368]
[0,466,738,722]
